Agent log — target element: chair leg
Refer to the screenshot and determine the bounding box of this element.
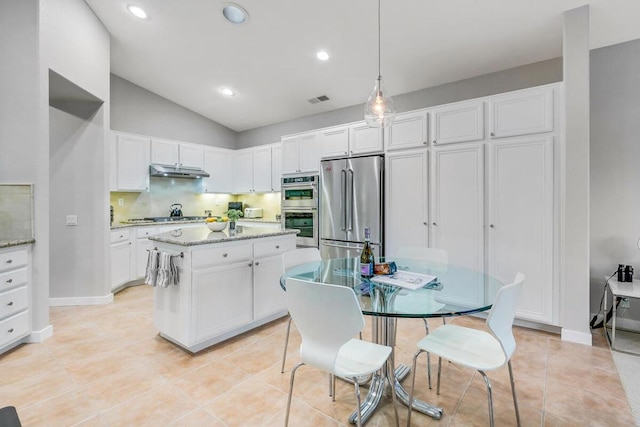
[479,370,494,427]
[285,362,304,427]
[407,349,425,427]
[436,357,442,395]
[353,377,363,427]
[508,360,522,427]
[281,316,292,373]
[384,360,400,427]
[422,318,432,390]
[331,374,336,401]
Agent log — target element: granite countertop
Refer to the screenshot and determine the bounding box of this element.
[149,226,298,247]
[0,238,36,249]
[111,217,281,230]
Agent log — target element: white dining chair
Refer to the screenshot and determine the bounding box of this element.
[284,277,399,427]
[281,248,322,373]
[395,246,449,389]
[406,273,525,427]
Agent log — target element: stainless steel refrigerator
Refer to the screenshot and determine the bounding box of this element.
[320,155,384,259]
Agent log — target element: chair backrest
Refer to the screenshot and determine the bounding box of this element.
[396,246,448,265]
[486,273,525,361]
[282,248,322,272]
[285,277,365,372]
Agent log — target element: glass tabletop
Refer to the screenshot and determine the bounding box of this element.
[280,257,506,318]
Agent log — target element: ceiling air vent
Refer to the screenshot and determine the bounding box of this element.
[307,95,330,104]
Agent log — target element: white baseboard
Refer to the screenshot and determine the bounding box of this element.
[49,293,114,307]
[26,324,53,343]
[561,328,593,345]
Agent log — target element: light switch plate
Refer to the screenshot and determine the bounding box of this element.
[118,198,125,206]
[66,215,78,226]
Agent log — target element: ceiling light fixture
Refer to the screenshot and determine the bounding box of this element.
[127,5,148,20]
[221,3,249,25]
[219,87,236,97]
[364,0,395,128]
[316,51,329,61]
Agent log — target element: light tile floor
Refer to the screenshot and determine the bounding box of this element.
[0,285,634,426]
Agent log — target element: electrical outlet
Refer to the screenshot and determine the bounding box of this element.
[66,215,78,226]
[621,298,630,309]
[118,198,125,206]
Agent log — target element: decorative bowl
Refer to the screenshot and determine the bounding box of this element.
[206,221,227,231]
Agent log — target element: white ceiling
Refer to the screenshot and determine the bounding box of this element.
[85,0,640,132]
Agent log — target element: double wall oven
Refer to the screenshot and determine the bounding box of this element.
[281,175,319,248]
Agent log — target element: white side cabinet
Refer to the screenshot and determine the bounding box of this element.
[489,87,554,139]
[253,237,296,319]
[252,145,273,192]
[110,229,133,290]
[113,133,150,192]
[136,227,158,278]
[282,132,320,174]
[202,147,234,193]
[430,100,484,146]
[320,123,384,159]
[0,246,31,354]
[386,110,429,151]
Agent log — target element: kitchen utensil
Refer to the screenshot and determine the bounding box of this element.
[169,203,183,217]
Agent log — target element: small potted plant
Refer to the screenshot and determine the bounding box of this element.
[224,209,243,230]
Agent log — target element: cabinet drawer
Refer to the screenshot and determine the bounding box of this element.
[110,229,131,244]
[0,286,28,319]
[191,243,252,269]
[254,237,296,258]
[0,267,28,292]
[0,310,30,349]
[0,249,27,273]
[137,227,158,238]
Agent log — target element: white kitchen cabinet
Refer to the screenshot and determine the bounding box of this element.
[233,146,273,193]
[320,126,350,158]
[385,149,429,257]
[271,143,282,191]
[151,139,204,169]
[489,86,554,139]
[386,110,429,151]
[233,149,253,193]
[349,122,384,155]
[110,229,133,290]
[253,145,273,192]
[488,136,554,323]
[114,133,150,192]
[282,132,320,174]
[202,147,234,193]
[252,237,295,319]
[0,246,31,354]
[430,100,484,146]
[135,227,158,278]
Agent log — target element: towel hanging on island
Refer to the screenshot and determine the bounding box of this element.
[145,249,179,287]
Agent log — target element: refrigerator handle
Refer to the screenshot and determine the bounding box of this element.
[347,169,354,231]
[341,169,347,231]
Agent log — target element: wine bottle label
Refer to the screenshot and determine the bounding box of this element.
[360,263,374,277]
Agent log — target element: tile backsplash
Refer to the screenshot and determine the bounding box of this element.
[0,184,34,240]
[110,178,281,224]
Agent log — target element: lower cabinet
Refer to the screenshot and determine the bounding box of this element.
[110,229,133,290]
[253,254,287,319]
[0,246,32,354]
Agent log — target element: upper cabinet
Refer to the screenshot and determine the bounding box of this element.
[320,122,384,159]
[489,87,553,139]
[113,133,150,192]
[151,139,204,169]
[386,110,429,151]
[232,145,275,193]
[202,147,234,193]
[282,132,320,174]
[430,100,484,146]
[252,145,273,193]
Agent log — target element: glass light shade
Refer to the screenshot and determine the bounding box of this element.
[364,76,396,127]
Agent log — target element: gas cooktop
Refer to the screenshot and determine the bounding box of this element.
[128,216,207,223]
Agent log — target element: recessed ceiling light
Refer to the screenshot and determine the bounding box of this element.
[127,5,148,20]
[316,51,330,61]
[219,87,236,97]
[221,3,249,25]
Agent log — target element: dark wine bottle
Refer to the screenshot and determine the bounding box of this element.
[360,227,374,278]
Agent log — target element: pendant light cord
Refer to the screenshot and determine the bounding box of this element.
[377,0,381,80]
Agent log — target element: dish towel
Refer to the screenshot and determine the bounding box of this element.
[156,251,179,287]
[144,249,159,286]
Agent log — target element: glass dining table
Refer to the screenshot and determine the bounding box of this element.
[280,257,506,425]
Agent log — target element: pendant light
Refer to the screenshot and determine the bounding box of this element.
[364,0,396,127]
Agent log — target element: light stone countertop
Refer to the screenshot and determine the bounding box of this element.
[149,226,297,247]
[0,238,36,249]
[111,217,281,230]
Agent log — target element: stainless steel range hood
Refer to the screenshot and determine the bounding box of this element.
[149,164,210,179]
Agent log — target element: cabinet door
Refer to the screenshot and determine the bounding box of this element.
[136,238,154,278]
[116,135,150,191]
[151,140,179,166]
[192,262,253,342]
[488,137,553,323]
[431,100,484,146]
[385,149,428,257]
[110,240,132,289]
[281,136,299,174]
[252,146,272,193]
[297,133,320,173]
[320,126,349,159]
[233,149,253,193]
[386,110,428,151]
[350,123,384,155]
[271,144,282,191]
[179,144,204,169]
[253,255,287,319]
[490,87,553,138]
[202,148,233,193]
[430,144,484,274]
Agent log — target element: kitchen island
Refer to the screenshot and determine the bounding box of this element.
[149,225,297,352]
